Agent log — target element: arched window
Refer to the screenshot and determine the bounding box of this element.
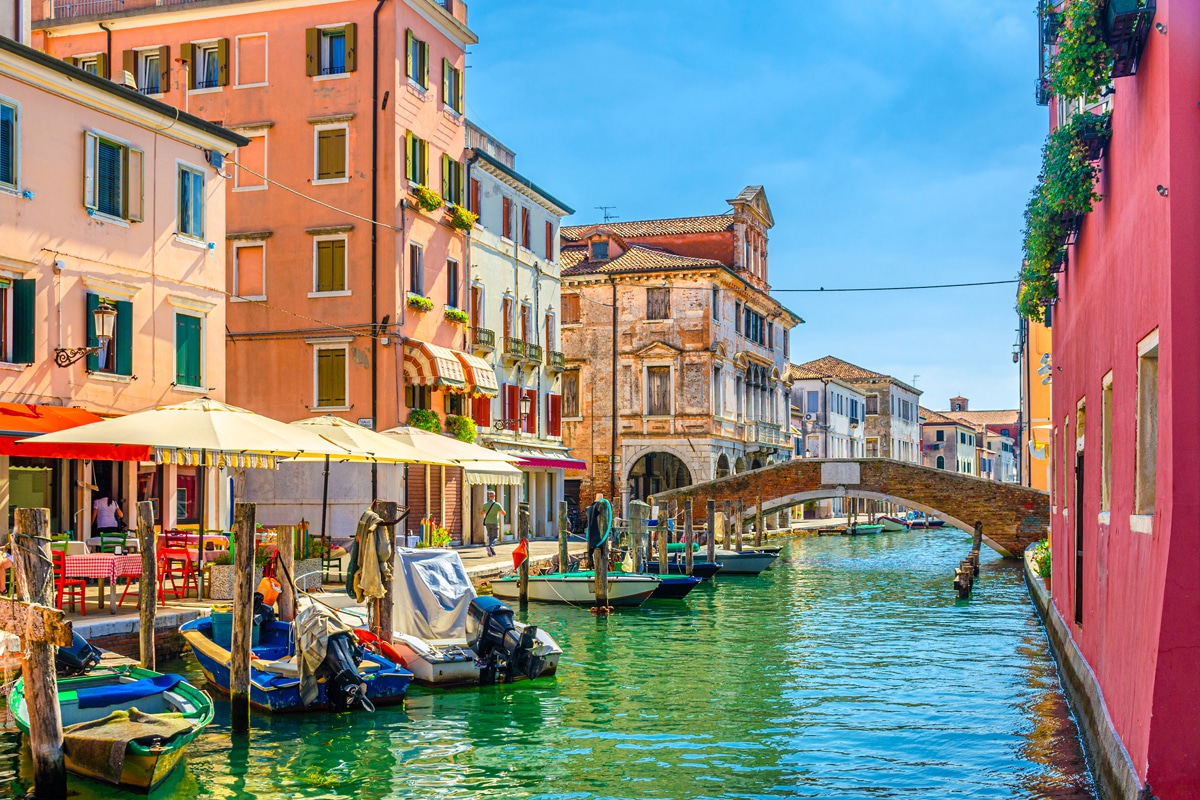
[936,455,945,470]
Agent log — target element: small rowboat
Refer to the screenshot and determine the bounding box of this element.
[9,665,212,794]
[910,518,946,529]
[713,548,779,575]
[846,523,884,536]
[610,570,702,600]
[491,572,659,606]
[879,516,910,532]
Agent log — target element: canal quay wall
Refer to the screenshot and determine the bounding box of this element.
[75,608,206,662]
[1024,547,1143,800]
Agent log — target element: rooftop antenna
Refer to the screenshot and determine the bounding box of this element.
[912,374,920,387]
[595,206,619,223]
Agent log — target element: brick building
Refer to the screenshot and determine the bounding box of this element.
[919,407,978,475]
[558,186,802,511]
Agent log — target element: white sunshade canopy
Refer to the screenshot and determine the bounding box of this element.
[378,426,520,463]
[288,416,455,466]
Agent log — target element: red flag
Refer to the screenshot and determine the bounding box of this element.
[512,537,529,570]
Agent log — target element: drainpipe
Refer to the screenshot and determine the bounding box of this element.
[370,0,389,499]
[464,151,479,351]
[98,23,112,79]
[609,276,618,500]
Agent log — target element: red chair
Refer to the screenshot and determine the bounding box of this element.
[158,547,198,601]
[52,550,86,616]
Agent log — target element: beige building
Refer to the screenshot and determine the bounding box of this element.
[558,186,803,511]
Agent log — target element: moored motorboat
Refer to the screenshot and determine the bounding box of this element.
[9,665,212,793]
[879,516,910,532]
[712,548,779,575]
[611,569,701,600]
[643,559,724,580]
[846,523,884,536]
[491,572,659,606]
[910,517,946,529]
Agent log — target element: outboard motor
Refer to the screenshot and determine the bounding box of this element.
[466,596,547,685]
[318,632,373,712]
[55,630,101,677]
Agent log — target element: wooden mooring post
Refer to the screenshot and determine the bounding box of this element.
[683,499,695,575]
[705,500,716,565]
[277,522,295,623]
[370,500,399,639]
[734,500,744,553]
[722,501,733,550]
[10,508,71,798]
[656,505,669,577]
[231,502,256,735]
[136,501,157,670]
[558,500,570,572]
[954,522,985,599]
[754,495,764,547]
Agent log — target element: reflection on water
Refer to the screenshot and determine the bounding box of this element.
[0,529,1093,799]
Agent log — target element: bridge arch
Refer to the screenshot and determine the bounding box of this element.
[650,458,1050,557]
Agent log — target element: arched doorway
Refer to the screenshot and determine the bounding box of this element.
[715,454,731,479]
[627,452,693,502]
[734,456,747,474]
[751,458,763,470]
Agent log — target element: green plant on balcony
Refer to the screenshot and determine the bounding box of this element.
[1048,0,1111,102]
[1032,537,1052,578]
[407,408,442,433]
[446,203,478,233]
[407,294,434,312]
[444,307,469,324]
[443,413,477,444]
[411,184,444,213]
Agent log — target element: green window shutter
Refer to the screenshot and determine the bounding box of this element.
[441,153,449,198]
[96,52,108,80]
[344,24,357,73]
[317,349,346,406]
[176,314,202,386]
[216,39,230,85]
[456,62,464,113]
[443,58,450,107]
[405,131,414,183]
[405,29,413,78]
[121,49,136,88]
[85,292,100,371]
[420,40,428,88]
[115,299,133,376]
[305,28,319,77]
[420,138,428,185]
[64,56,78,67]
[179,43,195,89]
[11,278,34,364]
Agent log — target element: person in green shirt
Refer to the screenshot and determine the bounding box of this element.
[481,491,506,556]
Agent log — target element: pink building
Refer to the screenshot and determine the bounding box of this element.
[1036,1,1200,796]
[0,30,244,539]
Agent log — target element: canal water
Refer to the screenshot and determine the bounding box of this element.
[0,528,1094,799]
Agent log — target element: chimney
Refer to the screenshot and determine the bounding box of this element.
[950,396,968,412]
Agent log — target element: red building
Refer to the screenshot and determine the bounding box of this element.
[1035,1,1200,796]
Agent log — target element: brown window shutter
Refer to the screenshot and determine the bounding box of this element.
[216,38,230,85]
[469,178,480,213]
[545,221,553,259]
[63,56,78,67]
[122,50,136,88]
[305,28,319,77]
[344,23,357,72]
[96,52,108,80]
[179,43,195,89]
[157,45,170,91]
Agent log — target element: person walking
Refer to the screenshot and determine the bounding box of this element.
[481,491,506,557]
[586,490,613,570]
[92,493,125,533]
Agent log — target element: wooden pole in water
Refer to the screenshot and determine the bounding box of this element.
[706,499,716,565]
[723,501,733,549]
[231,502,256,735]
[136,501,157,670]
[277,523,295,623]
[734,500,744,552]
[371,500,398,641]
[13,508,66,799]
[657,505,668,575]
[594,538,609,610]
[684,499,694,575]
[630,511,643,573]
[754,495,764,547]
[518,555,529,605]
[558,500,569,572]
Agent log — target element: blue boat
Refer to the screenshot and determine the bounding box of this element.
[180,618,412,713]
[644,559,723,580]
[646,574,702,600]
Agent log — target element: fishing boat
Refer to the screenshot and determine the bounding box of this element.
[9,664,212,793]
[846,523,884,536]
[712,548,779,575]
[643,559,724,580]
[910,517,946,529]
[879,516,910,532]
[491,572,660,606]
[180,616,412,712]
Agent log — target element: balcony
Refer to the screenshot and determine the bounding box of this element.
[547,350,565,372]
[471,327,495,353]
[524,342,543,364]
[502,337,525,362]
[43,0,201,23]
[747,421,784,447]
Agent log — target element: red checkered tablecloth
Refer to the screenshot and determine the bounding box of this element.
[64,554,143,581]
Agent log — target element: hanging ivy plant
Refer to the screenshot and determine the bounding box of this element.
[444,307,469,324]
[411,184,445,213]
[446,204,478,233]
[1048,0,1112,102]
[443,414,477,444]
[1043,117,1104,218]
[407,408,442,433]
[407,294,434,312]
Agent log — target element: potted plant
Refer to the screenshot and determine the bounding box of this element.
[293,538,328,591]
[407,294,434,312]
[1032,538,1052,590]
[1071,110,1112,161]
[444,307,469,325]
[206,551,265,600]
[443,413,476,444]
[445,203,478,233]
[407,408,442,433]
[1048,0,1112,103]
[410,184,444,213]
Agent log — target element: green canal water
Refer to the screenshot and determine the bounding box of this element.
[0,529,1094,799]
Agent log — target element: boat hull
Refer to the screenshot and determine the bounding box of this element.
[643,560,724,580]
[846,524,884,536]
[181,618,412,712]
[648,576,701,599]
[712,550,779,575]
[879,517,909,532]
[491,574,658,606]
[391,627,561,687]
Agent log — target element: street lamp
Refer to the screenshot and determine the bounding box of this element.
[493,390,533,432]
[54,302,117,367]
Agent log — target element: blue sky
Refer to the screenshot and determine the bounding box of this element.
[464,1,1045,411]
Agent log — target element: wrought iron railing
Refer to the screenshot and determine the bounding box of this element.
[502,337,525,360]
[524,342,543,363]
[547,350,565,371]
[471,327,495,351]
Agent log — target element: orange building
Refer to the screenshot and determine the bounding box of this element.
[33,1,489,536]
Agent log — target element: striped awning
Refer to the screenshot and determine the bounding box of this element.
[404,340,467,390]
[452,351,499,398]
[461,460,524,485]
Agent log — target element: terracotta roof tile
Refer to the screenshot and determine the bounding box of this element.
[561,245,724,276]
[943,409,1019,428]
[919,406,960,425]
[560,214,734,241]
[798,356,890,381]
[559,246,587,271]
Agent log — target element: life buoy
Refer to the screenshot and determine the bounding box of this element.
[351,628,405,665]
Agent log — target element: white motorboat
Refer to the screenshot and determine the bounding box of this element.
[879,516,910,532]
[490,572,660,606]
[713,548,779,575]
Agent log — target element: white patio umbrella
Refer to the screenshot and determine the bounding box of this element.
[378,426,520,463]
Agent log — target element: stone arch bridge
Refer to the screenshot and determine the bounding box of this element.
[650,458,1050,557]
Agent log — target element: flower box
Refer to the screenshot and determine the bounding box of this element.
[444,307,469,324]
[410,184,444,213]
[1073,111,1112,161]
[407,294,434,312]
[1104,0,1156,78]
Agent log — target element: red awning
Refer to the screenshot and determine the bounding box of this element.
[0,404,152,461]
[515,455,587,471]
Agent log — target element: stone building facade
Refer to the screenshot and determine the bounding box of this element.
[558,187,803,512]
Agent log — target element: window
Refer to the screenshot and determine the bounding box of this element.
[563,371,580,417]
[176,165,205,240]
[734,301,742,333]
[0,100,16,190]
[233,243,265,299]
[712,288,719,320]
[441,156,463,205]
[646,366,671,416]
[866,438,879,457]
[405,29,429,88]
[936,429,944,442]
[544,313,555,351]
[589,240,608,260]
[305,25,356,76]
[713,365,722,415]
[1,278,34,364]
[405,384,431,410]
[442,58,463,114]
[936,456,945,469]
[806,391,818,414]
[188,40,228,89]
[520,303,532,340]
[233,132,266,191]
[743,306,766,345]
[469,177,481,214]
[405,131,428,185]
[865,394,878,415]
[315,126,347,182]
[849,399,859,424]
[84,132,143,222]
[86,294,132,375]
[547,392,562,437]
[1135,332,1159,515]
[501,197,513,239]
[444,393,464,417]
[128,48,166,95]
[501,296,513,339]
[315,347,347,408]
[562,294,581,325]
[408,243,424,297]
[314,238,347,294]
[175,313,203,388]
[1101,373,1113,512]
[545,221,554,260]
[447,259,459,308]
[646,287,670,320]
[69,54,105,76]
[521,206,531,250]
